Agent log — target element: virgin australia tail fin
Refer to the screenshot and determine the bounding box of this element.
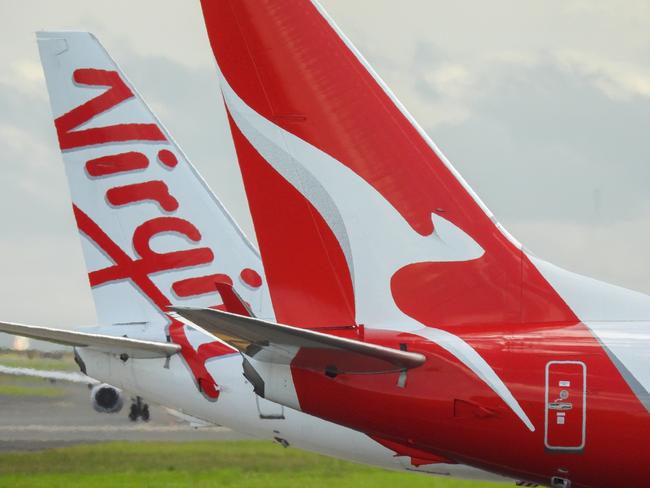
[36,31,272,326]
[36,31,273,398]
[201,1,575,330]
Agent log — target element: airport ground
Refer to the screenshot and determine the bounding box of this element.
[0,350,510,487]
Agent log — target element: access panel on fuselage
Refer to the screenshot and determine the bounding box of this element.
[545,361,586,452]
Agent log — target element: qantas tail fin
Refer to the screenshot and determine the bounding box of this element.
[36,31,273,398]
[200,1,574,330]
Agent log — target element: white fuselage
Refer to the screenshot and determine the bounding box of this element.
[76,328,508,482]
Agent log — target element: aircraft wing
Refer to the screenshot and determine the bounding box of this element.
[0,364,98,384]
[0,321,180,359]
[171,307,425,374]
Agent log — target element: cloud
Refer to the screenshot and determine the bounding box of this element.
[423,63,473,98]
[433,59,650,224]
[0,59,47,98]
[557,51,650,100]
[562,0,650,22]
[512,205,650,295]
[0,237,94,326]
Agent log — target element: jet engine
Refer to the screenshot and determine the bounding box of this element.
[90,383,124,413]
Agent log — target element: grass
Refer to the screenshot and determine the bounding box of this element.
[0,351,73,396]
[0,441,512,488]
[0,384,64,397]
[0,351,77,372]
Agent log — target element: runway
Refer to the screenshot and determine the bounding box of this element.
[0,376,248,451]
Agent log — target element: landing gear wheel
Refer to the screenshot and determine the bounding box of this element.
[128,396,150,422]
[128,403,139,422]
[141,404,150,422]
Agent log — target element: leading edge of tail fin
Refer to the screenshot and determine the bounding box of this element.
[36,31,274,399]
[201,1,575,329]
[36,31,273,326]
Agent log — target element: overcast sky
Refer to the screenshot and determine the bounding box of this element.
[1,1,649,338]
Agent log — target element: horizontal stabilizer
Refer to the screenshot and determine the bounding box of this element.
[0,321,180,359]
[170,307,425,374]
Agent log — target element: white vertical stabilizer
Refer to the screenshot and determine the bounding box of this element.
[36,31,273,330]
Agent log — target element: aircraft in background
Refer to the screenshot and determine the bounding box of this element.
[0,30,503,482]
[168,2,650,488]
[0,355,155,420]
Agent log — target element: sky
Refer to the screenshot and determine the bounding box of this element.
[0,1,649,342]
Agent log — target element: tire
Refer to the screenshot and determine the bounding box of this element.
[141,404,150,422]
[128,403,139,422]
